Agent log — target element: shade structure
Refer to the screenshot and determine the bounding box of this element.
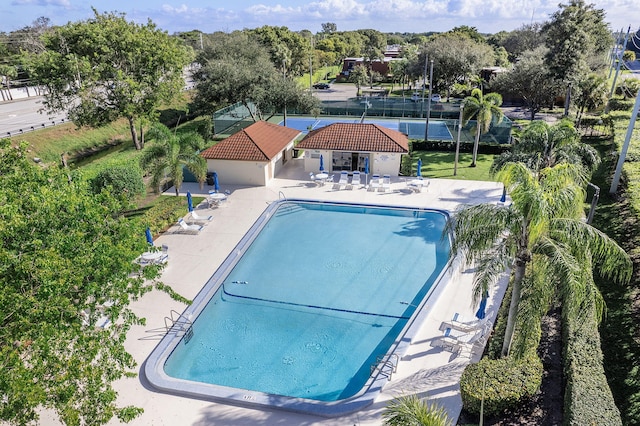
[475,291,488,319]
[145,227,153,245]
[187,191,193,212]
[319,155,324,172]
[417,158,422,177]
[213,172,220,192]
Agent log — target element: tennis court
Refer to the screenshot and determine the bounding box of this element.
[280,117,453,141]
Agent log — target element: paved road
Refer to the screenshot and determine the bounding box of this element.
[0,97,68,137]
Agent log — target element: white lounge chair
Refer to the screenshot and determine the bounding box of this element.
[334,171,349,190]
[188,210,213,224]
[368,174,381,192]
[177,218,203,234]
[438,327,489,357]
[380,174,391,192]
[349,171,361,189]
[443,311,492,333]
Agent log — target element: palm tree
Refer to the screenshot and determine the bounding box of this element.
[382,394,452,426]
[446,162,631,356]
[491,119,600,175]
[462,89,504,167]
[139,123,207,196]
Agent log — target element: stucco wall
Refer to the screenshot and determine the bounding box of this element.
[302,149,402,176]
[372,152,402,176]
[207,159,268,186]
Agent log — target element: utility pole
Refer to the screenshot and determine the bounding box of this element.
[610,26,631,99]
[610,89,640,194]
[424,59,434,142]
[454,103,464,176]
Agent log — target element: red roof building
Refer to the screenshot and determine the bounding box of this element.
[296,123,409,176]
[200,121,301,186]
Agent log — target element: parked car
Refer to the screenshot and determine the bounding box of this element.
[313,83,330,89]
[411,92,422,102]
[431,94,442,102]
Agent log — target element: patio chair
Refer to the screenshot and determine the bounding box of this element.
[380,174,391,192]
[334,171,349,190]
[177,218,203,234]
[442,311,492,333]
[188,210,213,224]
[368,174,381,192]
[349,171,361,189]
[438,327,489,358]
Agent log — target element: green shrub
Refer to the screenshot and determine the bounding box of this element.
[563,306,622,425]
[382,394,452,426]
[460,351,543,417]
[607,98,635,111]
[90,165,145,200]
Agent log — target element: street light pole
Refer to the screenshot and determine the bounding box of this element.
[424,59,434,142]
[454,103,464,176]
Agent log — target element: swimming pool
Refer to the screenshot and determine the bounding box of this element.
[280,117,453,140]
[146,200,453,416]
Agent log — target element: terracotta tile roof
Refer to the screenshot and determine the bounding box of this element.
[295,123,409,153]
[200,121,301,161]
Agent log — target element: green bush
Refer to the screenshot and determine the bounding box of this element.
[90,165,145,200]
[460,351,543,417]
[563,307,622,425]
[607,98,635,111]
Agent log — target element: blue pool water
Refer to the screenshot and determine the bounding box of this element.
[147,200,451,416]
[280,117,453,140]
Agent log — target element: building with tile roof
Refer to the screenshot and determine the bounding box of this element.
[295,123,409,177]
[200,121,301,186]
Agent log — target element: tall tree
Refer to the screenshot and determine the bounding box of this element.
[497,23,545,62]
[543,0,612,83]
[0,138,169,425]
[25,9,191,150]
[418,33,494,99]
[249,26,311,77]
[191,31,318,119]
[490,46,560,120]
[349,64,369,97]
[139,123,207,196]
[462,88,504,167]
[447,162,631,356]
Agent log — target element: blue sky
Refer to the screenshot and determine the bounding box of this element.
[2,0,637,35]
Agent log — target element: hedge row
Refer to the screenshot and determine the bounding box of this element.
[460,351,543,417]
[563,306,622,425]
[410,140,512,155]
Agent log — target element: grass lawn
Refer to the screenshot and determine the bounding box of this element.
[411,151,495,181]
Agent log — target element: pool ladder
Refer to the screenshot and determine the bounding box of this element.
[164,310,194,343]
[370,354,399,380]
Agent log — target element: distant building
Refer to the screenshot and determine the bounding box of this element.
[337,45,404,81]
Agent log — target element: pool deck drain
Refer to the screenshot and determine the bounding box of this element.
[40,158,508,425]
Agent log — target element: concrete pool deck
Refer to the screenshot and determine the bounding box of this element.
[85,158,508,426]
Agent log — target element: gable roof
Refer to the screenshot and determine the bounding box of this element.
[296,123,409,153]
[200,121,301,161]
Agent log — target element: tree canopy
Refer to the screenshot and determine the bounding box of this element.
[25,9,191,150]
[543,0,611,82]
[0,139,168,425]
[191,31,319,120]
[490,46,560,120]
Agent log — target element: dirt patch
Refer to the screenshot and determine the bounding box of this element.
[458,308,564,425]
